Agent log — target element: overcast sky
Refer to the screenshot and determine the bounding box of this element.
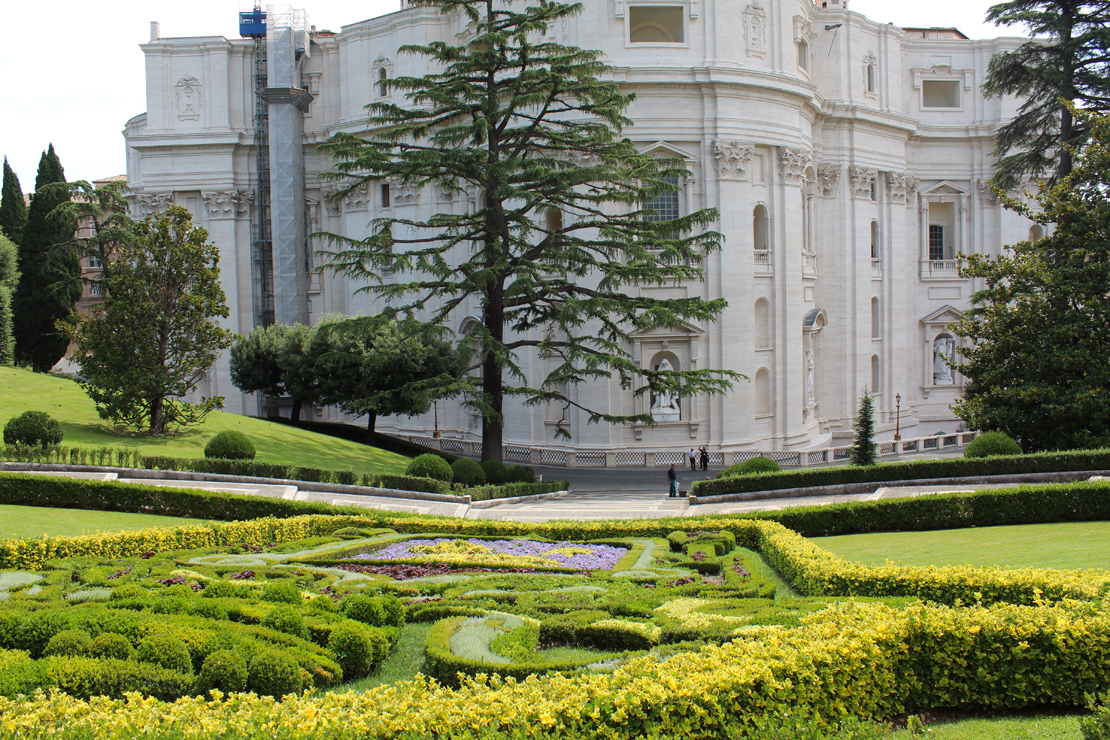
[0,0,1016,191]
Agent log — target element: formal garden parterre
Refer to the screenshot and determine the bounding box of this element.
[0,475,1105,738]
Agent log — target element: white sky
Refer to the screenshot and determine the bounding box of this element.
[0,0,1014,190]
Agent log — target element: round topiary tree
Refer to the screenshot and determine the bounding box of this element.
[451,458,486,486]
[405,453,453,482]
[718,456,781,478]
[261,606,307,639]
[3,411,63,447]
[507,465,535,483]
[327,622,377,680]
[203,430,256,460]
[247,649,303,697]
[197,649,249,694]
[964,431,1023,458]
[137,633,193,675]
[343,594,385,627]
[90,633,135,661]
[43,629,93,658]
[480,459,510,485]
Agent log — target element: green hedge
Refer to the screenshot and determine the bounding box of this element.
[692,448,1110,497]
[466,481,568,502]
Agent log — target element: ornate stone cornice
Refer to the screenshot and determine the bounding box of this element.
[714,141,754,181]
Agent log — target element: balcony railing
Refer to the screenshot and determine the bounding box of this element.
[923,259,960,278]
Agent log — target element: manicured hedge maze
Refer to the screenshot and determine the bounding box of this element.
[0,476,1109,739]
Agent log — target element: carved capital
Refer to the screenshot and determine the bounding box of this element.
[714,141,754,181]
[780,147,811,188]
[849,167,876,199]
[130,192,173,218]
[886,172,911,204]
[202,189,250,219]
[388,177,421,206]
[978,178,1000,207]
[818,165,841,197]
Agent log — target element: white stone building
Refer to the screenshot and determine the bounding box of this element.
[123,0,1035,455]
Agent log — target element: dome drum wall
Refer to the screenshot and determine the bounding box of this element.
[124,0,1031,452]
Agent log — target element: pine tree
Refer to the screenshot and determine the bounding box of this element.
[319,0,739,461]
[12,145,82,371]
[851,388,877,467]
[0,159,27,246]
[983,0,1110,188]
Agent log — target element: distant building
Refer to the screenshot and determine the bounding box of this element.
[123,0,1036,453]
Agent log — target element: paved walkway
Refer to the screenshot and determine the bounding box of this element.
[7,469,1030,522]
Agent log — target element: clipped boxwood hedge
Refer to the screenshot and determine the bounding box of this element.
[691,447,1110,497]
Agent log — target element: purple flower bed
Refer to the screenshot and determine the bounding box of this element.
[346,538,628,571]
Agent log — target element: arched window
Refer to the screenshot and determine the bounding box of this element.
[871,355,880,394]
[753,205,769,253]
[871,297,880,339]
[870,220,880,259]
[755,298,771,349]
[377,67,388,98]
[1030,224,1045,242]
[866,62,877,93]
[755,368,771,415]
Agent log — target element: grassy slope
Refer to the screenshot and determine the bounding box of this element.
[814,521,1110,572]
[889,715,1083,739]
[0,366,409,476]
[0,505,208,539]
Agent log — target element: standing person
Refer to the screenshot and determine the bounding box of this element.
[688,448,697,471]
[699,446,709,471]
[667,464,678,497]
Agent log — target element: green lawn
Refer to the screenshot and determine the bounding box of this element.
[0,366,409,476]
[814,521,1110,571]
[0,505,209,540]
[889,714,1083,739]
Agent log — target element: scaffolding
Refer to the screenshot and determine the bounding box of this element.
[250,36,275,328]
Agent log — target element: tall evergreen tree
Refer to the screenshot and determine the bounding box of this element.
[0,234,19,364]
[983,0,1110,188]
[320,0,739,462]
[0,159,27,246]
[13,145,82,371]
[851,388,877,467]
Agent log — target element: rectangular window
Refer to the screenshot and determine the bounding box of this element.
[797,40,809,72]
[929,225,945,261]
[644,175,681,246]
[380,183,391,208]
[922,80,960,108]
[629,6,685,44]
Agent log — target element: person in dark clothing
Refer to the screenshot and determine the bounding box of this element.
[668,464,678,497]
[699,446,709,471]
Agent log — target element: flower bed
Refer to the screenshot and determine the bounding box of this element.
[346,538,628,571]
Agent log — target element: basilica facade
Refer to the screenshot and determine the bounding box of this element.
[123,0,1034,453]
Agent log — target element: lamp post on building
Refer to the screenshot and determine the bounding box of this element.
[433,400,441,438]
[894,393,902,442]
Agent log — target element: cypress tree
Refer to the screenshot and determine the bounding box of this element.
[13,145,81,372]
[851,388,877,467]
[0,158,26,246]
[0,234,18,364]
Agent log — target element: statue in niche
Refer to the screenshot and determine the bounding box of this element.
[806,351,815,402]
[651,358,680,421]
[933,336,955,385]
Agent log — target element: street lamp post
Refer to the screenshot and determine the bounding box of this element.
[894,393,902,442]
[433,401,441,438]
